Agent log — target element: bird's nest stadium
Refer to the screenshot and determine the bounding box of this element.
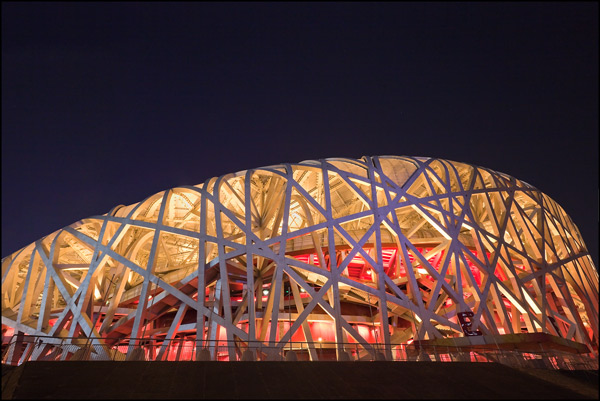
[2,156,598,368]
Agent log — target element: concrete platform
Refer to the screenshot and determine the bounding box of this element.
[2,361,598,399]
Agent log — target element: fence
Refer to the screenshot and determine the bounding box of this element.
[2,334,598,371]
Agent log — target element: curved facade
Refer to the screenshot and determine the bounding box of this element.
[2,156,598,362]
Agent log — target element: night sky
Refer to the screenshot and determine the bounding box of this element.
[2,2,598,267]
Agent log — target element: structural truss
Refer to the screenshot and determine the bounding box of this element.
[2,156,598,361]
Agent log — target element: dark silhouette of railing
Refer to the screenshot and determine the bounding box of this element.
[2,334,598,371]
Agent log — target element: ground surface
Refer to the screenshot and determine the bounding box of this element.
[1,361,598,399]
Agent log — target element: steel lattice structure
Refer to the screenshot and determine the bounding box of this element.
[2,156,598,361]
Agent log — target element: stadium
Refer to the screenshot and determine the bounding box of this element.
[1,156,598,367]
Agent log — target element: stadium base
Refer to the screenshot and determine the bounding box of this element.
[2,361,598,399]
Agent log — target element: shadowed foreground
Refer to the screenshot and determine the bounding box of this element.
[2,361,598,399]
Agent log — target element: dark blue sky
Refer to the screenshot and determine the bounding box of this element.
[2,2,598,266]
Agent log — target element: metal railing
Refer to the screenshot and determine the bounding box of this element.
[2,334,598,371]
